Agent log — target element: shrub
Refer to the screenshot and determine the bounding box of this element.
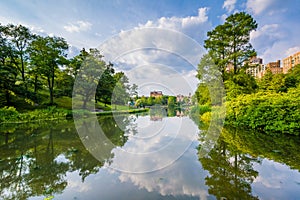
[226,88,300,135]
[0,106,19,123]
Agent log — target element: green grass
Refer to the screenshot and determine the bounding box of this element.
[55,96,72,110]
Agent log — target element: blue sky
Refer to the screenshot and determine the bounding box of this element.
[1,0,300,95]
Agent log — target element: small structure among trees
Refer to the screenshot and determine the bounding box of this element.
[150,91,163,98]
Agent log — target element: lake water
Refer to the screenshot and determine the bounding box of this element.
[1,112,300,199]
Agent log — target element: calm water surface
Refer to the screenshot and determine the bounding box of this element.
[1,113,300,199]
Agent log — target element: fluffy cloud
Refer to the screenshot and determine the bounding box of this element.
[64,20,92,33]
[250,24,287,63]
[246,0,274,15]
[104,116,211,199]
[99,28,205,95]
[142,7,208,29]
[97,8,211,95]
[252,159,300,199]
[250,24,282,40]
[140,7,211,43]
[223,0,237,13]
[285,46,300,57]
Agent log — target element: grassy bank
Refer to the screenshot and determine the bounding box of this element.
[0,106,149,124]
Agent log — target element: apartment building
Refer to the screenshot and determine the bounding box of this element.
[266,60,282,75]
[150,91,163,98]
[283,51,300,73]
[245,57,265,78]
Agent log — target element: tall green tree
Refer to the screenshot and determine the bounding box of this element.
[204,12,257,76]
[72,48,106,109]
[29,36,68,105]
[0,24,18,105]
[96,62,115,106]
[111,72,130,106]
[4,24,33,91]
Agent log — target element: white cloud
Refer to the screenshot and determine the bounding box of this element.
[250,24,287,63]
[246,0,273,15]
[223,0,237,13]
[98,28,205,95]
[97,7,211,95]
[182,7,209,27]
[220,14,228,23]
[96,8,211,96]
[141,7,209,30]
[64,20,92,33]
[104,116,210,199]
[285,46,300,57]
[250,24,281,40]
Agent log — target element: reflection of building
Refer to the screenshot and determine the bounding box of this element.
[176,93,192,104]
[176,110,184,117]
[150,91,163,98]
[150,115,162,121]
[283,51,300,73]
[176,94,184,102]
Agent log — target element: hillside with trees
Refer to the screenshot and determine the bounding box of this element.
[0,23,137,123]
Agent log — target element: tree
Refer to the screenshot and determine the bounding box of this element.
[130,83,138,99]
[167,96,176,108]
[0,24,18,105]
[147,97,154,106]
[29,36,68,105]
[258,69,286,92]
[96,62,115,106]
[72,48,106,109]
[194,83,211,105]
[111,72,130,107]
[200,129,259,200]
[4,24,33,91]
[204,12,257,77]
[225,71,258,100]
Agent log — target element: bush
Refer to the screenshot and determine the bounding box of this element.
[226,88,300,135]
[0,106,19,123]
[199,104,211,115]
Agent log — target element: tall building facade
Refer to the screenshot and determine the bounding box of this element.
[246,57,265,78]
[283,51,300,73]
[150,91,163,98]
[266,60,282,75]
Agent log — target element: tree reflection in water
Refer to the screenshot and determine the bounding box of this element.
[0,114,133,199]
[199,128,260,199]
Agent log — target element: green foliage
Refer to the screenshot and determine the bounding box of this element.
[167,96,176,107]
[199,104,211,115]
[204,12,257,76]
[29,35,68,105]
[0,106,75,124]
[111,72,130,106]
[96,62,115,106]
[190,104,211,116]
[147,97,154,106]
[225,72,257,100]
[194,83,211,105]
[0,106,19,122]
[1,23,135,114]
[226,88,300,135]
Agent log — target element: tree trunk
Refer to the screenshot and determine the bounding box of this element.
[20,53,27,91]
[5,89,10,106]
[34,75,38,94]
[82,98,87,109]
